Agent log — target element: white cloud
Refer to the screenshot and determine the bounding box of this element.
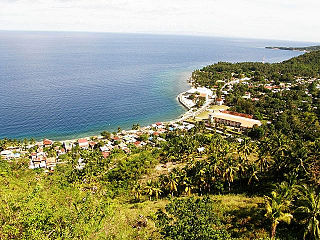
[0,0,319,42]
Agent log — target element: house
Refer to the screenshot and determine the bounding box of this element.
[30,152,37,160]
[1,150,14,160]
[78,138,89,149]
[100,145,109,152]
[89,141,97,148]
[29,156,47,169]
[216,98,224,106]
[46,157,57,170]
[102,151,111,158]
[63,142,73,151]
[197,147,205,153]
[242,92,251,99]
[58,148,66,155]
[43,139,53,147]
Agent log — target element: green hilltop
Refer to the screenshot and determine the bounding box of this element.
[266,45,320,52]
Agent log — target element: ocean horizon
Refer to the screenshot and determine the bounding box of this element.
[0,31,310,140]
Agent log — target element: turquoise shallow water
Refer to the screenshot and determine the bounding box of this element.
[0,31,309,140]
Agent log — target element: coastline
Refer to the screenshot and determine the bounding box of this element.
[32,74,196,144]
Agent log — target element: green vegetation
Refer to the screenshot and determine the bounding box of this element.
[1,51,320,239]
[156,197,231,240]
[266,46,320,52]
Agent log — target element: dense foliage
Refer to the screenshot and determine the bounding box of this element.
[156,197,231,240]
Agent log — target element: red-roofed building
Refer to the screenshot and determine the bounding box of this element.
[102,151,111,158]
[78,138,89,149]
[113,136,120,141]
[43,139,53,146]
[156,122,162,126]
[221,110,253,119]
[216,98,224,106]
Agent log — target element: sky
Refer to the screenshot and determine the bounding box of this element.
[0,0,319,42]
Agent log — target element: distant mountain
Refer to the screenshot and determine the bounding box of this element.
[266,45,320,52]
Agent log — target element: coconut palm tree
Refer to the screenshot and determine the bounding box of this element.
[295,185,320,240]
[247,164,259,185]
[144,180,154,201]
[182,176,193,197]
[166,171,178,196]
[153,182,163,200]
[144,180,162,200]
[29,138,36,145]
[264,182,294,239]
[238,137,253,161]
[222,157,238,192]
[132,183,143,202]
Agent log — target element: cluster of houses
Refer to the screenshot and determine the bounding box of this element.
[0,148,21,160]
[24,121,196,170]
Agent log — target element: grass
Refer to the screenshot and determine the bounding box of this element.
[209,105,230,111]
[195,110,210,120]
[211,194,268,239]
[98,194,268,240]
[99,199,168,240]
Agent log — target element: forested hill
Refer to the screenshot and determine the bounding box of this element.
[191,50,320,87]
[283,50,320,66]
[266,45,320,52]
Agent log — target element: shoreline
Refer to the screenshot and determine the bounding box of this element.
[3,72,213,145]
[33,75,197,144]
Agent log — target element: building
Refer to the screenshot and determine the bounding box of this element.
[216,98,224,106]
[1,150,14,160]
[187,87,214,100]
[43,139,53,147]
[63,142,73,151]
[46,157,57,170]
[78,138,89,149]
[209,110,261,130]
[29,156,46,169]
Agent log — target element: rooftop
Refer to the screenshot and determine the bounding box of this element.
[210,111,261,128]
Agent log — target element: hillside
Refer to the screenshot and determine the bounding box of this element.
[266,45,320,52]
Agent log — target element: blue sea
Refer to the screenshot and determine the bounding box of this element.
[0,31,312,140]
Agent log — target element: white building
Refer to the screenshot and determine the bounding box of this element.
[209,111,261,130]
[1,150,14,160]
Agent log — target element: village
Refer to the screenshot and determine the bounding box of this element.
[1,74,319,171]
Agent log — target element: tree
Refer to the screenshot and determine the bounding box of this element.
[295,185,320,240]
[264,182,294,239]
[132,123,140,130]
[222,157,238,192]
[144,180,162,200]
[156,197,231,240]
[132,182,143,202]
[29,138,36,145]
[166,171,178,196]
[23,138,28,150]
[101,130,111,139]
